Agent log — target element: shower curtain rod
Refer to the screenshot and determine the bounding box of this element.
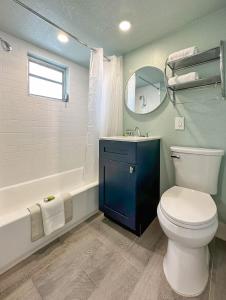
[12,0,111,62]
[138,76,160,90]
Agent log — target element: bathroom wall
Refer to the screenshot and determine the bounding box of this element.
[0,31,89,188]
[123,8,226,222]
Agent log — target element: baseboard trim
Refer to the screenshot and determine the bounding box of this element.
[216,222,226,241]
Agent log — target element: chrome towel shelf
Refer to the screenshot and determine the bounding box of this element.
[165,41,226,104]
[168,75,221,92]
[167,47,220,70]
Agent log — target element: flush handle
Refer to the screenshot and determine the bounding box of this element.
[129,166,135,174]
[171,154,180,159]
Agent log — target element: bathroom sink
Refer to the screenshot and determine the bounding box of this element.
[100,136,160,142]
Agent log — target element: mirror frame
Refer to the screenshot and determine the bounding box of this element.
[125,65,167,114]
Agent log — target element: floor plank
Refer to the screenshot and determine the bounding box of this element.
[3,280,42,300]
[88,254,140,300]
[209,238,226,300]
[0,214,223,300]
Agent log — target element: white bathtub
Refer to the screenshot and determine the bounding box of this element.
[0,167,99,274]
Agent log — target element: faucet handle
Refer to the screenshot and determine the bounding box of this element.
[145,131,150,137]
[125,129,134,136]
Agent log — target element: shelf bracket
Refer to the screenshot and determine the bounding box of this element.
[164,61,175,105]
[220,40,226,99]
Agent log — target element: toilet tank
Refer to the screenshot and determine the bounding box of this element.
[170,146,224,195]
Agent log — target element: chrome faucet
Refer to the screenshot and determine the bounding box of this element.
[134,126,141,137]
[125,127,150,137]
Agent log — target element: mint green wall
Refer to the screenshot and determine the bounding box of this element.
[123,8,226,222]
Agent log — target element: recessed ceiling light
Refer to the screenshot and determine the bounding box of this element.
[119,21,131,32]
[57,33,69,43]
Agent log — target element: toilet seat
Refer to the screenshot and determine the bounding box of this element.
[160,186,217,229]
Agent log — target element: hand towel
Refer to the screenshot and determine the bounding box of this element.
[61,192,73,223]
[168,72,199,86]
[27,204,44,242]
[38,195,65,235]
[168,46,198,62]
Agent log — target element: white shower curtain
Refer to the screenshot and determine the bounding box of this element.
[84,49,123,182]
[126,73,136,112]
[100,55,123,136]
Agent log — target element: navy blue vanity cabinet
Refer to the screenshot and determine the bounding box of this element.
[99,138,160,236]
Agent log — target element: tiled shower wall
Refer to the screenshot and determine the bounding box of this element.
[0,31,89,188]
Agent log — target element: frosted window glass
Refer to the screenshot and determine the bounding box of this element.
[29,76,63,99]
[29,61,63,83]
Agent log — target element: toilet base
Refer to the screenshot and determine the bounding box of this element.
[163,239,209,297]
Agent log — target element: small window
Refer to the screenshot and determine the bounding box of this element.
[28,55,68,101]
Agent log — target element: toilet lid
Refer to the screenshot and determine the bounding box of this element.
[160,186,217,227]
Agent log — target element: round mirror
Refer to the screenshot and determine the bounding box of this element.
[125,66,167,114]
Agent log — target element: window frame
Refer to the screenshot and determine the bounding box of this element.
[28,54,68,102]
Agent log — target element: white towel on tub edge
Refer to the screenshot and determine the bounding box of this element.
[38,195,65,235]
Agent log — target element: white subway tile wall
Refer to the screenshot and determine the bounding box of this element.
[0,31,89,188]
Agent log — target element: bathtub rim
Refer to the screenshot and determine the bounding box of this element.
[0,168,84,193]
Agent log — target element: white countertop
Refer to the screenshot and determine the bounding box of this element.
[100,136,160,142]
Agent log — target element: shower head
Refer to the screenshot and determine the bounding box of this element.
[0,37,12,52]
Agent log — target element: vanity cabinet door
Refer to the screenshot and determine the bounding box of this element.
[99,159,136,230]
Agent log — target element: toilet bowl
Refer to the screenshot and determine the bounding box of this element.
[157,186,218,297]
[158,146,223,297]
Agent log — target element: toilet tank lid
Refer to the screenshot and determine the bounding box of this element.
[170,146,224,156]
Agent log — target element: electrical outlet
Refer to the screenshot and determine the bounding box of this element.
[175,117,185,130]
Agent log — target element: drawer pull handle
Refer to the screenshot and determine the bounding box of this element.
[129,166,135,174]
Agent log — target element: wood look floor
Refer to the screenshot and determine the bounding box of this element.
[0,213,226,300]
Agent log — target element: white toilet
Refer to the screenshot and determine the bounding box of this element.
[157,146,224,297]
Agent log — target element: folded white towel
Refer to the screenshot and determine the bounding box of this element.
[168,72,199,86]
[38,195,65,235]
[168,47,198,62]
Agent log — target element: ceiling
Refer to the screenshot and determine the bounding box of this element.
[0,0,226,66]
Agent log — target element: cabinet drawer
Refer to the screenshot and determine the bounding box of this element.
[99,140,137,164]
